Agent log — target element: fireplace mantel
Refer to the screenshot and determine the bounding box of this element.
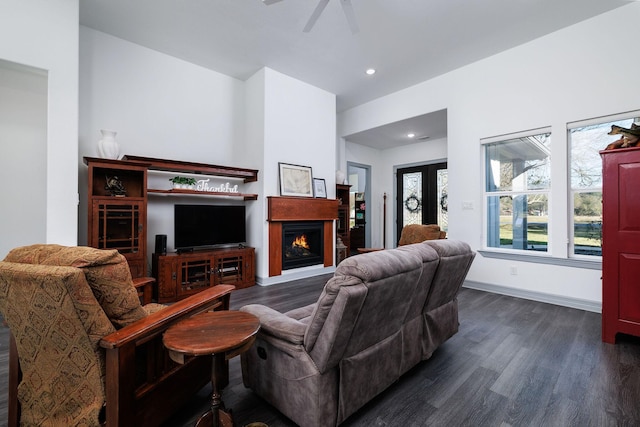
[267,196,339,277]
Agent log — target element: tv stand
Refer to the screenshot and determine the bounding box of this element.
[153,247,255,303]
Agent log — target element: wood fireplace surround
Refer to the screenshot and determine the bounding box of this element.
[267,196,339,277]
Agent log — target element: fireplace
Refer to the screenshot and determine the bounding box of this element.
[282,221,324,270]
[267,196,339,277]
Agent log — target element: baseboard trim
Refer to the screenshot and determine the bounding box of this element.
[463,280,602,313]
[257,265,336,286]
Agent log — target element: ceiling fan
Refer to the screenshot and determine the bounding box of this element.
[262,0,359,34]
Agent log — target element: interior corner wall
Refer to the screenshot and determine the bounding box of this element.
[255,68,337,284]
[338,3,640,306]
[244,69,267,278]
[0,0,79,256]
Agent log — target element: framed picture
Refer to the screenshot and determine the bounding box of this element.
[313,178,327,198]
[279,163,314,197]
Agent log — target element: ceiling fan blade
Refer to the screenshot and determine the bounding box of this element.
[303,0,330,33]
[261,0,283,5]
[341,0,359,34]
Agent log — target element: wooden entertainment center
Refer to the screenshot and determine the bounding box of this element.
[84,155,258,301]
[152,246,255,303]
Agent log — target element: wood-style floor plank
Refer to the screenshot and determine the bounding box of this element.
[2,275,640,427]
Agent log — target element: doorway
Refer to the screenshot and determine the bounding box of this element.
[347,162,371,253]
[0,59,47,257]
[396,162,448,245]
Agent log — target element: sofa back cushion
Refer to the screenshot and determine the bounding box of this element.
[395,243,440,321]
[422,240,476,311]
[4,244,146,328]
[304,247,424,372]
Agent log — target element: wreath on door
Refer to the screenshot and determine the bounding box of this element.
[404,194,422,213]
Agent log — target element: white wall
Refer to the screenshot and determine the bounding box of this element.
[79,27,247,272]
[254,68,337,283]
[0,0,79,256]
[338,4,640,308]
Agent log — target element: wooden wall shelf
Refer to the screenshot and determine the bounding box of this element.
[123,155,259,182]
[148,189,258,200]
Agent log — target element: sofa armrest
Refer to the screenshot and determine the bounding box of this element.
[241,304,306,344]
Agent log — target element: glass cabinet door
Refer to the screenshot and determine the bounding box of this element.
[94,202,142,253]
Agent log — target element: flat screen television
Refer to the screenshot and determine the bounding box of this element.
[174,204,246,251]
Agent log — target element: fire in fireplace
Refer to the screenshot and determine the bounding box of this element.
[282,221,324,270]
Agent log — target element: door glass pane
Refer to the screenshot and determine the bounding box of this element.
[437,169,448,231]
[403,172,422,226]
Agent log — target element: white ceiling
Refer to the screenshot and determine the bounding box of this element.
[79,0,628,149]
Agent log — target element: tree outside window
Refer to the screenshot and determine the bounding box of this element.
[569,116,638,257]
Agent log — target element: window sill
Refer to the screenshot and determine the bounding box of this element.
[477,250,601,270]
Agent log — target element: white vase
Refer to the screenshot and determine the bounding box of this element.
[336,170,346,185]
[97,129,120,160]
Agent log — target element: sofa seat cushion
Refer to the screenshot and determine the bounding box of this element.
[4,244,147,328]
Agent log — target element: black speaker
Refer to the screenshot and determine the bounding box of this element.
[155,234,167,255]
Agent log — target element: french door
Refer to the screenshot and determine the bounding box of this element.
[396,162,448,244]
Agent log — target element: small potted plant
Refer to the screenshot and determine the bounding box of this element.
[170,176,197,190]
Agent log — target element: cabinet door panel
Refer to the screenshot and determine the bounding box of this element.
[91,200,146,277]
[177,258,214,298]
[618,163,640,231]
[619,253,640,323]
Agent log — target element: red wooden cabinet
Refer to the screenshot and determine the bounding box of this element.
[601,147,640,343]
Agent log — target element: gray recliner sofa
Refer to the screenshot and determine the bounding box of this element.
[240,239,475,427]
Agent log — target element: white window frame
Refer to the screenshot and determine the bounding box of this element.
[481,127,552,256]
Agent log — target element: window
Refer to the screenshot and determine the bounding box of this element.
[568,114,639,257]
[484,130,551,252]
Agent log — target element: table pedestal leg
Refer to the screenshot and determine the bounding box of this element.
[195,354,233,427]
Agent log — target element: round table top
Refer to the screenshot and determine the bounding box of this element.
[163,310,260,357]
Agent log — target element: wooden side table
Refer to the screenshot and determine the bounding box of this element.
[163,311,260,427]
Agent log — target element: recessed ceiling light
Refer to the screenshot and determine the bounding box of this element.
[407,133,415,138]
[365,68,376,76]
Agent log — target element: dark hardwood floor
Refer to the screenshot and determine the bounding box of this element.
[2,274,640,426]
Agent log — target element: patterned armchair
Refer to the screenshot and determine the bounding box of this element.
[0,244,234,427]
[398,223,446,245]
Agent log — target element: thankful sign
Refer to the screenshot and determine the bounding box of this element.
[196,179,239,193]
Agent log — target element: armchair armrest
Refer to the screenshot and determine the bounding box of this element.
[100,284,234,349]
[241,304,307,344]
[132,276,154,305]
[99,284,234,427]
